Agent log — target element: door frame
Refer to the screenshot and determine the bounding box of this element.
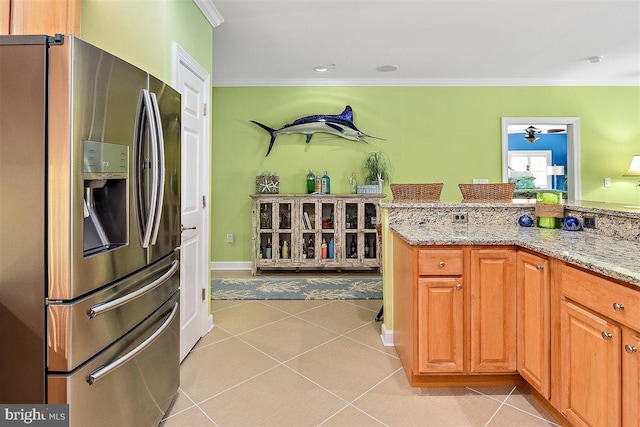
[501,117,581,200]
[172,43,212,337]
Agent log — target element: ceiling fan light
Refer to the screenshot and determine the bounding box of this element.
[524,135,539,143]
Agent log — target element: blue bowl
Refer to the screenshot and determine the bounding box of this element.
[563,216,582,231]
[518,215,534,227]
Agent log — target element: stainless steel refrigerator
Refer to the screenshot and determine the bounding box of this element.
[0,34,181,426]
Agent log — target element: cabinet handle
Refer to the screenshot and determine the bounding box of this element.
[625,344,638,354]
[602,331,613,340]
[456,284,462,290]
[613,302,625,311]
[536,264,544,271]
[439,261,445,267]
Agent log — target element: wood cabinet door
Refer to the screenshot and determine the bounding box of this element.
[517,251,551,399]
[10,0,80,36]
[561,300,621,427]
[470,249,517,373]
[417,277,464,373]
[623,328,640,427]
[1,0,9,35]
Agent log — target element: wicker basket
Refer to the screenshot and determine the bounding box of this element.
[390,183,444,202]
[458,183,516,201]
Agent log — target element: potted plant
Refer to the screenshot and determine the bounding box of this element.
[362,151,391,192]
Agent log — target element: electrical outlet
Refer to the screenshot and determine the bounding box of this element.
[604,177,611,188]
[226,233,234,243]
[451,212,468,223]
[583,216,597,229]
[472,179,489,184]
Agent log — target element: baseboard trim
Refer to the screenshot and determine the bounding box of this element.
[207,315,214,334]
[380,324,394,347]
[211,261,252,271]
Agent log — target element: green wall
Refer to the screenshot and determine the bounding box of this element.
[211,86,640,263]
[80,0,212,85]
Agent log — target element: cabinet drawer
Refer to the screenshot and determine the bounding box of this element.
[418,249,463,276]
[561,264,640,331]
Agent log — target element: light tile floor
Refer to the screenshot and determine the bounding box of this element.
[161,299,559,427]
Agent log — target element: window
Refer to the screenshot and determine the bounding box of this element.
[508,150,552,189]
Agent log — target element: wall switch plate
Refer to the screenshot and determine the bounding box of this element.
[583,216,597,229]
[604,177,611,188]
[226,233,234,243]
[472,179,489,184]
[451,212,468,223]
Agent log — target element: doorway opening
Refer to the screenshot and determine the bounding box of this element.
[501,117,581,200]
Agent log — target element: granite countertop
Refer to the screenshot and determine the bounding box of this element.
[390,223,640,287]
[382,199,640,218]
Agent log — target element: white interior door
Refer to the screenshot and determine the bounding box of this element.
[174,44,210,362]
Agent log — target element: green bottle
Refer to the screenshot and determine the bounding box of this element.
[321,171,331,194]
[306,169,315,194]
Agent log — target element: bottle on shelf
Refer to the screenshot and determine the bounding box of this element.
[349,172,357,194]
[321,237,327,259]
[365,238,370,258]
[282,240,289,259]
[350,236,357,258]
[307,236,315,259]
[306,169,315,194]
[302,238,308,259]
[328,238,334,259]
[321,171,331,194]
[314,175,321,193]
[265,238,272,259]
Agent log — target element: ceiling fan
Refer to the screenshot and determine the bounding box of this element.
[523,125,566,143]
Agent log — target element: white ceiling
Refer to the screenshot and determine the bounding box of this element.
[210,0,640,87]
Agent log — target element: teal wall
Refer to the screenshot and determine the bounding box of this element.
[211,86,640,262]
[80,0,212,85]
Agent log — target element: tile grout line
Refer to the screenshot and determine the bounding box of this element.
[483,385,517,427]
[192,303,397,421]
[468,385,560,425]
[316,367,404,427]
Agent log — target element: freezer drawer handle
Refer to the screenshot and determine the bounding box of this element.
[88,260,179,318]
[87,301,178,385]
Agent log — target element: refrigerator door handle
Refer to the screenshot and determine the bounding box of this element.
[149,92,165,245]
[87,301,179,385]
[87,260,179,319]
[133,89,160,249]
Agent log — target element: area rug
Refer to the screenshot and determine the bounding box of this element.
[211,276,382,300]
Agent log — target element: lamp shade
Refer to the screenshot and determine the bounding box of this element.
[624,155,640,176]
[547,165,565,176]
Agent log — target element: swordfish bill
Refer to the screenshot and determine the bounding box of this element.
[250,105,384,156]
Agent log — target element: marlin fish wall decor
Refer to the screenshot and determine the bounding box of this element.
[251,105,384,156]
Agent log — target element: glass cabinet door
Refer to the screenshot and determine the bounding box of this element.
[259,202,273,230]
[276,202,292,261]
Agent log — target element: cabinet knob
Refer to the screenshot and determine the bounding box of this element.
[625,344,638,354]
[536,264,544,271]
[439,261,445,267]
[456,284,463,290]
[613,302,625,311]
[602,331,613,340]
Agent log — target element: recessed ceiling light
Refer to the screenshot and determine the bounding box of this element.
[313,64,335,72]
[376,65,398,72]
[588,56,603,64]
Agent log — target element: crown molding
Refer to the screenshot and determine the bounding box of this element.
[193,0,224,28]
[212,77,640,88]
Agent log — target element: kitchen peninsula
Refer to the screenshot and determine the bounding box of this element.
[387,200,640,427]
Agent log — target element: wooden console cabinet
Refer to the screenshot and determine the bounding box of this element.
[250,194,384,275]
